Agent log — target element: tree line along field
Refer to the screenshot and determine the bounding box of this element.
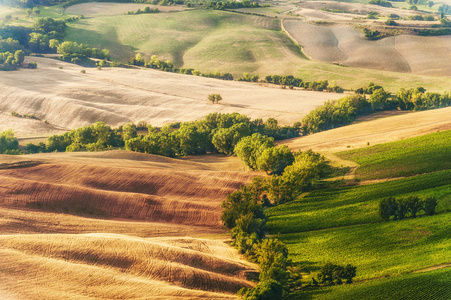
[265,130,451,298]
[45,4,451,92]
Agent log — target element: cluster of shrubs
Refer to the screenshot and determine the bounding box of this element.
[11,111,40,120]
[363,28,383,40]
[300,83,451,135]
[314,263,357,286]
[379,196,438,221]
[126,7,160,14]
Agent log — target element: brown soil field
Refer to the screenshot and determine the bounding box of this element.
[279,107,451,153]
[0,57,343,138]
[283,20,451,76]
[65,3,186,16]
[0,151,258,299]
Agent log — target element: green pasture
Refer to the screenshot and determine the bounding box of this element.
[279,212,450,280]
[267,169,451,233]
[337,130,451,180]
[303,267,451,300]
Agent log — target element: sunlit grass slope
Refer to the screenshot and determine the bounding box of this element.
[336,130,451,180]
[267,129,451,298]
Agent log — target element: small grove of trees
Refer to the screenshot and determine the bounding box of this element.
[316,263,357,285]
[208,93,222,104]
[0,50,25,70]
[57,41,110,66]
[363,28,383,40]
[208,0,260,10]
[379,196,438,221]
[0,129,19,154]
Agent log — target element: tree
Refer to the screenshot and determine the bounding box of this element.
[212,122,250,155]
[422,196,437,216]
[14,50,25,64]
[33,7,40,15]
[207,93,222,104]
[122,123,137,141]
[405,195,422,217]
[428,1,434,7]
[256,146,294,175]
[0,129,19,154]
[379,196,396,221]
[234,133,275,170]
[317,263,357,285]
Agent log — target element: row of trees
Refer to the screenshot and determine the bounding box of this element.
[265,75,343,92]
[208,0,261,10]
[124,113,299,157]
[379,196,438,221]
[300,83,451,135]
[126,7,160,14]
[129,53,234,79]
[222,147,355,298]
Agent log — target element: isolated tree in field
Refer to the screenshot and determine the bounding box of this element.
[33,7,40,15]
[208,93,222,104]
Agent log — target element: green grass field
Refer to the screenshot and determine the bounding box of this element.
[61,7,451,92]
[303,267,451,300]
[337,130,451,180]
[267,129,451,298]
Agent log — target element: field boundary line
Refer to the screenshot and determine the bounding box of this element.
[281,20,314,61]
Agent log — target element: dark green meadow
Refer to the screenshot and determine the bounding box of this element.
[266,130,451,298]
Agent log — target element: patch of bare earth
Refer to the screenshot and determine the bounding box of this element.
[0,151,258,299]
[0,57,343,137]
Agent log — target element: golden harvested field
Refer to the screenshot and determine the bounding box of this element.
[0,151,258,299]
[0,57,344,137]
[279,107,451,153]
[283,20,451,76]
[65,3,186,16]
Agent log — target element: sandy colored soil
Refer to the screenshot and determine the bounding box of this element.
[0,234,255,299]
[65,3,185,16]
[279,108,451,153]
[283,20,451,76]
[0,151,257,299]
[0,57,344,138]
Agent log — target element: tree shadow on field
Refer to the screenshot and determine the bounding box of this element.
[66,25,136,61]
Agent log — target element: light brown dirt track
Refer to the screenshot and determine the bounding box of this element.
[0,57,344,137]
[283,20,451,76]
[0,151,258,299]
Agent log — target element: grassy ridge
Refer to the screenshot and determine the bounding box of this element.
[304,267,451,300]
[266,170,451,233]
[337,130,451,180]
